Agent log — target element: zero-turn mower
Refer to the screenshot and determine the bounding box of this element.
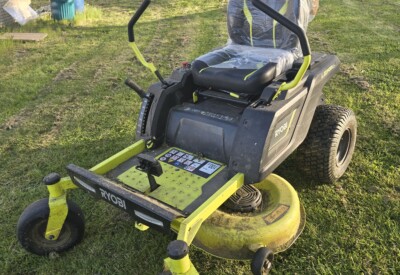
[17,0,357,274]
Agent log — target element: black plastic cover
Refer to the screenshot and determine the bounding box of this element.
[166,100,243,164]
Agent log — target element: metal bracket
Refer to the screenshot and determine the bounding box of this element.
[45,180,69,240]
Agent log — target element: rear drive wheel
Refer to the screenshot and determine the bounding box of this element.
[17,198,85,255]
[297,105,357,183]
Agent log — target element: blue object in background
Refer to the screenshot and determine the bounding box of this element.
[51,0,75,20]
[74,0,85,13]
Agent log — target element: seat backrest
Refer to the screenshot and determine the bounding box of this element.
[228,0,312,50]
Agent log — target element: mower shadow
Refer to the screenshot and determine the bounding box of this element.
[274,153,320,192]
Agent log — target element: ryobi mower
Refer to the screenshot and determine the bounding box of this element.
[17,0,357,274]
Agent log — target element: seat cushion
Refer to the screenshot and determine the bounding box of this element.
[192,44,295,95]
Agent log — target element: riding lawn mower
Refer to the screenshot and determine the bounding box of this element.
[17,0,357,274]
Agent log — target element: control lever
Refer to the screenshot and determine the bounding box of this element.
[136,154,163,191]
[250,85,280,108]
[125,78,150,99]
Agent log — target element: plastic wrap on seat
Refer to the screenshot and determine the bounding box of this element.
[227,0,314,55]
[194,0,314,71]
[192,0,316,95]
[196,44,295,76]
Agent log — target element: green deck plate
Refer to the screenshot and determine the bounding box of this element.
[117,148,225,211]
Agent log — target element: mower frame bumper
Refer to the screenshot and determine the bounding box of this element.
[44,139,146,240]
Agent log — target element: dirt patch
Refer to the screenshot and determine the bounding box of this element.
[53,62,78,82]
[2,115,22,130]
[381,111,400,137]
[37,110,64,147]
[93,63,106,80]
[15,49,28,59]
[1,109,31,130]
[341,64,372,91]
[391,122,400,137]
[350,77,371,90]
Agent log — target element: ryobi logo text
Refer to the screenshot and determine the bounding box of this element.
[270,109,297,148]
[275,122,288,138]
[99,188,127,210]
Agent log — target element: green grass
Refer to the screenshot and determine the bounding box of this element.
[0,0,399,274]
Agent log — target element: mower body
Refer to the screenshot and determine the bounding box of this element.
[137,53,339,183]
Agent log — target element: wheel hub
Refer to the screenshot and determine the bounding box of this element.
[337,129,351,164]
[31,220,71,248]
[263,260,272,271]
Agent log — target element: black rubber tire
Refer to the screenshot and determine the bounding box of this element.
[17,198,85,255]
[251,247,274,275]
[297,105,357,183]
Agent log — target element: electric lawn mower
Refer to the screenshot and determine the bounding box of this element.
[17,0,357,274]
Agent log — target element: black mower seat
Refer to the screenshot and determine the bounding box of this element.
[192,45,295,95]
[191,0,313,95]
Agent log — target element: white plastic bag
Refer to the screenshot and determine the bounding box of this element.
[3,0,38,25]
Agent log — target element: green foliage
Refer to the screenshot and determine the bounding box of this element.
[0,0,398,274]
[74,5,103,26]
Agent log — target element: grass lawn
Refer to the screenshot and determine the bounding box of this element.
[0,0,399,274]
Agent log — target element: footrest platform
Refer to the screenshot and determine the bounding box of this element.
[67,146,228,232]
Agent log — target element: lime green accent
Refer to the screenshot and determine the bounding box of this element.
[229,92,240,98]
[220,60,237,65]
[244,63,266,81]
[171,219,182,233]
[244,69,257,80]
[273,0,289,48]
[117,147,225,210]
[243,0,253,47]
[192,92,198,103]
[164,255,198,275]
[59,177,78,190]
[146,139,154,149]
[47,181,65,198]
[135,222,149,231]
[90,139,146,175]
[193,173,305,259]
[273,55,311,100]
[199,67,209,74]
[45,183,68,240]
[129,42,157,75]
[45,140,146,239]
[288,109,297,129]
[176,173,244,245]
[323,65,335,77]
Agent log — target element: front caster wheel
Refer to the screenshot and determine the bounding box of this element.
[17,198,85,255]
[251,247,274,275]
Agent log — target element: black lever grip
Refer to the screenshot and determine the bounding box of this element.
[125,78,148,99]
[128,0,151,42]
